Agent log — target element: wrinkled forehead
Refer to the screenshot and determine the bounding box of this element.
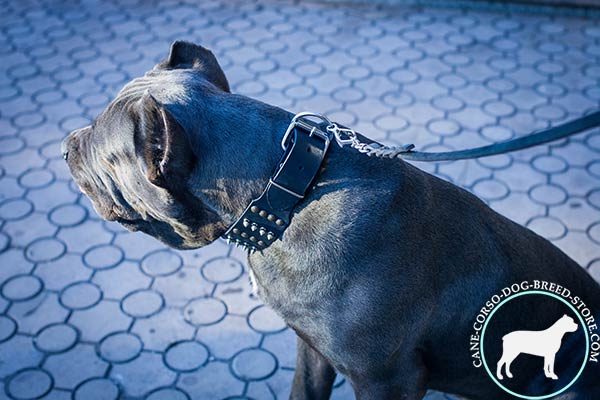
[95,71,191,130]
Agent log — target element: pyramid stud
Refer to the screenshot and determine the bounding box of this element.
[232,228,240,234]
[250,223,258,231]
[259,210,267,217]
[250,236,256,242]
[267,214,275,221]
[258,241,265,246]
[275,219,284,226]
[241,232,248,238]
[250,206,259,213]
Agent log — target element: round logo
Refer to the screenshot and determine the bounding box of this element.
[480,291,589,399]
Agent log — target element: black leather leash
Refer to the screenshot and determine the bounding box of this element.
[224,110,600,252]
[330,110,600,162]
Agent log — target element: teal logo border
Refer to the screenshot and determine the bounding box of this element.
[480,290,590,399]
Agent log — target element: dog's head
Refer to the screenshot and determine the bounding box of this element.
[558,314,578,333]
[62,41,232,249]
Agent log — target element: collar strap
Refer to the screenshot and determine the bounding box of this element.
[223,113,333,253]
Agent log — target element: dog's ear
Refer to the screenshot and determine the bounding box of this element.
[156,41,230,93]
[134,92,195,188]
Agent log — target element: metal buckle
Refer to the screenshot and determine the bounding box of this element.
[281,112,333,150]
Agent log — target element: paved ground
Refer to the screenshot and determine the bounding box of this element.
[1,0,599,399]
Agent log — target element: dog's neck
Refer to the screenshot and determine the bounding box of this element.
[186,92,295,226]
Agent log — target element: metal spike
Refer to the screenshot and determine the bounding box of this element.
[250,248,256,254]
[226,237,232,244]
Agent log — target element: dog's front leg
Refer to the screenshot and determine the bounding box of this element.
[290,336,336,400]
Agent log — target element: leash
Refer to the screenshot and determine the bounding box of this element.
[327,110,600,162]
[224,110,600,253]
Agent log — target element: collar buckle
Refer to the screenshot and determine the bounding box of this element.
[281,112,332,150]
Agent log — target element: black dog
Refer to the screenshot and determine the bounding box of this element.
[62,41,600,399]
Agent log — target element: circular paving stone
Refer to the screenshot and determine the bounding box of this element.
[480,125,514,141]
[201,257,244,284]
[83,244,123,270]
[589,222,600,245]
[389,68,419,85]
[141,249,182,276]
[121,289,164,318]
[0,198,33,221]
[7,368,53,399]
[381,91,414,108]
[487,56,518,72]
[248,59,277,74]
[482,100,516,118]
[25,237,65,263]
[0,136,26,155]
[34,323,78,353]
[534,82,567,98]
[437,72,467,89]
[588,189,600,211]
[532,155,568,174]
[393,47,425,63]
[529,184,568,206]
[477,154,513,170]
[33,88,66,105]
[472,179,509,201]
[340,65,371,80]
[13,111,46,129]
[284,84,315,100]
[427,118,460,137]
[535,60,566,76]
[0,85,20,102]
[96,70,127,86]
[52,66,83,83]
[332,87,365,104]
[374,114,408,132]
[164,340,209,371]
[146,387,190,400]
[231,348,277,381]
[1,274,43,301]
[0,315,17,343]
[293,61,324,78]
[347,42,377,58]
[431,95,465,112]
[235,80,267,96]
[527,216,567,240]
[78,92,110,108]
[183,297,227,326]
[74,378,119,400]
[485,77,517,94]
[49,203,87,227]
[303,42,332,56]
[492,37,520,51]
[533,104,567,121]
[19,169,54,189]
[441,52,472,67]
[99,332,142,363]
[248,305,287,334]
[60,282,102,310]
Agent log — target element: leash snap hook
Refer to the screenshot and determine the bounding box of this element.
[327,123,355,147]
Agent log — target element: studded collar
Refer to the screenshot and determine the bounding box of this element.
[223,113,332,253]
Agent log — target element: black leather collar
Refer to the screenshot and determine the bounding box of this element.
[223,113,332,253]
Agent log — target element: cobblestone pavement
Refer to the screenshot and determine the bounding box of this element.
[1,0,599,399]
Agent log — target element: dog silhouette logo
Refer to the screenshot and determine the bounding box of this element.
[496,314,578,381]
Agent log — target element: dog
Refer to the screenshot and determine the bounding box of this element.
[62,41,600,399]
[497,314,578,381]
